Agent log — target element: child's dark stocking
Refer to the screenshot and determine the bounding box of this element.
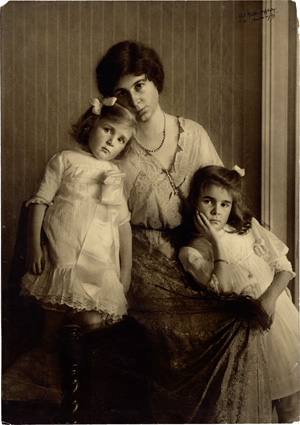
[43,309,66,353]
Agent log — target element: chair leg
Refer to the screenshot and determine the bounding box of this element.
[59,324,81,424]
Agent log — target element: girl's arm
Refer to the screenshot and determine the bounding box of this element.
[26,203,47,275]
[194,212,232,292]
[119,221,132,294]
[210,240,232,293]
[259,271,292,318]
[251,219,296,318]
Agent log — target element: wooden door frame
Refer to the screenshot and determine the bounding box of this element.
[262,0,299,302]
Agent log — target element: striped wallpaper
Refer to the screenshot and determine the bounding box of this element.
[2,1,264,286]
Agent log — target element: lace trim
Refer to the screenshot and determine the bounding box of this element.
[270,259,296,279]
[25,197,53,207]
[206,274,220,294]
[252,237,295,279]
[20,289,126,320]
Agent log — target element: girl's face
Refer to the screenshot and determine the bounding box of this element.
[196,183,233,231]
[88,118,133,161]
[113,74,159,122]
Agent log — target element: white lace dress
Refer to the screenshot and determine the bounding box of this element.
[179,218,299,400]
[21,149,129,320]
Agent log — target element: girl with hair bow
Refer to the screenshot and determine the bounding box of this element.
[21,96,137,351]
[179,165,299,423]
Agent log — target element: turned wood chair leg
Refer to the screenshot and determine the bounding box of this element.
[59,324,81,424]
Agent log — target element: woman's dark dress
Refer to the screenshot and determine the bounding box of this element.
[120,117,272,423]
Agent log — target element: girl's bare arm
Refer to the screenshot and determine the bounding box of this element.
[26,203,47,274]
[259,271,292,318]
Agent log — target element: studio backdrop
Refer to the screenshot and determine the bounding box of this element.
[1,1,298,301]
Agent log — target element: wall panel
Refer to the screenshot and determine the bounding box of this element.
[2,1,263,286]
[185,2,199,121]
[197,2,211,134]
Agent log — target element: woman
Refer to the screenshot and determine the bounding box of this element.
[95,40,272,423]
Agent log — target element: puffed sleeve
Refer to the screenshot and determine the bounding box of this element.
[179,237,220,293]
[195,123,223,167]
[251,218,296,279]
[26,152,65,207]
[180,119,223,172]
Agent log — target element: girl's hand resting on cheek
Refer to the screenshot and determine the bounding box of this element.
[194,211,221,245]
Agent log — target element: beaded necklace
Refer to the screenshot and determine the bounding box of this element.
[144,111,166,153]
[141,111,183,196]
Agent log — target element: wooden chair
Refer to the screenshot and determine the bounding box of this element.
[59,316,153,424]
[3,203,152,423]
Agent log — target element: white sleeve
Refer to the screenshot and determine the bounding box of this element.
[251,218,296,279]
[179,246,220,293]
[26,152,64,206]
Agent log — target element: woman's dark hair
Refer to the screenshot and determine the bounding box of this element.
[70,102,137,159]
[96,40,164,96]
[187,165,253,235]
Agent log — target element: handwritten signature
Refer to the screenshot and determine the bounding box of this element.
[238,8,277,23]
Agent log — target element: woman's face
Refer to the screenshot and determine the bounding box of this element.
[113,74,159,122]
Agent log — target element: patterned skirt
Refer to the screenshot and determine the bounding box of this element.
[127,230,272,424]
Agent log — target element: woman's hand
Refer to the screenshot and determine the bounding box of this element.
[120,266,131,294]
[194,211,220,245]
[26,245,45,275]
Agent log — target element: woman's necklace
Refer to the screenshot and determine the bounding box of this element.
[141,111,183,197]
[144,111,166,153]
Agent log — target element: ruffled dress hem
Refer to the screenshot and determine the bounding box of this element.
[21,266,127,320]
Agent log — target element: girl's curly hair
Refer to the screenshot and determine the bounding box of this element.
[70,102,137,160]
[186,165,253,236]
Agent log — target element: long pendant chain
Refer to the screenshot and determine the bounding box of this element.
[163,168,178,196]
[142,110,183,196]
[163,169,186,197]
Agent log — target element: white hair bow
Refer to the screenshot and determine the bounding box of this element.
[89,96,117,115]
[233,165,245,177]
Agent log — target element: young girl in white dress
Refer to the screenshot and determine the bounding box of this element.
[21,96,136,351]
[179,165,299,423]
